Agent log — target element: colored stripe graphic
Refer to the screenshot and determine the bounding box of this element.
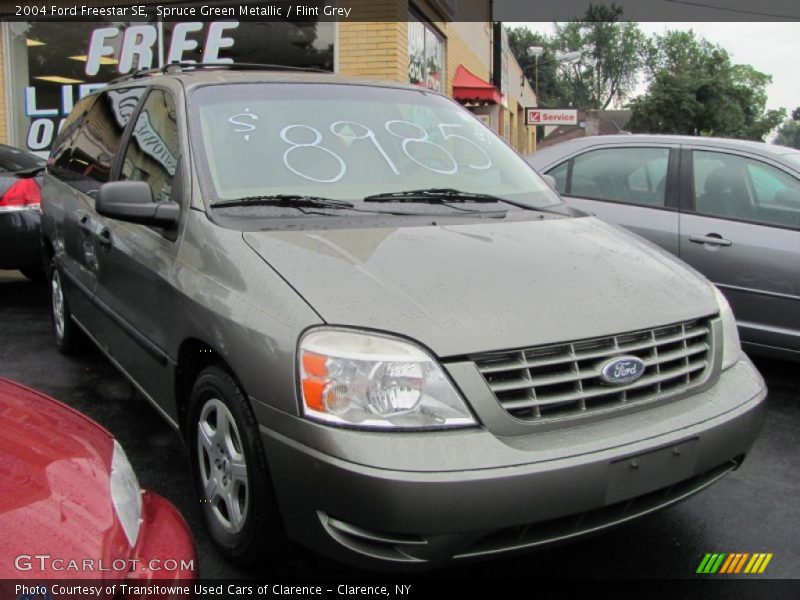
[744,553,774,574]
[699,552,772,575]
[697,553,726,574]
[734,553,750,573]
[719,554,736,574]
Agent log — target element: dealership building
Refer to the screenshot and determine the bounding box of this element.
[0,0,537,157]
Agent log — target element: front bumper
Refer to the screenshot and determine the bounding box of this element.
[259,357,766,570]
[127,491,196,581]
[0,207,42,270]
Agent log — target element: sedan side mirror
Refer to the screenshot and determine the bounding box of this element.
[542,174,558,190]
[97,181,179,228]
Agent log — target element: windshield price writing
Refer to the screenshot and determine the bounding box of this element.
[226,114,494,184]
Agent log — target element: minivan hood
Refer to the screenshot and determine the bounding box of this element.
[243,216,716,357]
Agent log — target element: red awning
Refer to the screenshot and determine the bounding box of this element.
[452,65,502,104]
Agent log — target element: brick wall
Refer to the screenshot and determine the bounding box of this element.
[338,0,407,81]
[443,21,492,96]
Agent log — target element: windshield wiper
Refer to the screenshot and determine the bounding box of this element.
[210,195,355,210]
[363,188,504,203]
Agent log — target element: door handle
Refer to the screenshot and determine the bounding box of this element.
[97,228,113,249]
[689,233,732,247]
[77,213,92,233]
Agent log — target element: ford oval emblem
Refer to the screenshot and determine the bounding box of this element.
[600,356,646,385]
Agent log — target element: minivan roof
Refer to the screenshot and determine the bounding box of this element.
[106,64,437,96]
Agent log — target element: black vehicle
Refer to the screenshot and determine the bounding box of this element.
[0,144,46,280]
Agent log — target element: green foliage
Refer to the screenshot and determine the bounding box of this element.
[554,5,646,109]
[629,30,784,141]
[508,4,647,110]
[774,108,800,149]
[507,27,568,109]
[508,11,787,141]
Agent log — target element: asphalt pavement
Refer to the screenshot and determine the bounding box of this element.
[1,269,798,580]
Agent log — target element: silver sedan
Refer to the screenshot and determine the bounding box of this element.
[528,135,800,362]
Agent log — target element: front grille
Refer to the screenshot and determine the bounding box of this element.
[473,317,714,421]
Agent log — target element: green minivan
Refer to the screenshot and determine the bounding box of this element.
[41,63,765,570]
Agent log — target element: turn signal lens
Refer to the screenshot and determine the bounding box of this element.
[713,286,741,370]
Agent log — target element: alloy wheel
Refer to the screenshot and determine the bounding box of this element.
[51,270,65,340]
[197,397,249,534]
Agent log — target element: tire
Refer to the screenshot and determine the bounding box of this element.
[188,365,288,565]
[20,267,45,283]
[48,260,89,354]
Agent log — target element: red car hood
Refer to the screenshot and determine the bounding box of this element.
[0,379,129,579]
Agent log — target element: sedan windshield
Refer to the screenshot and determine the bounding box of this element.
[189,83,560,213]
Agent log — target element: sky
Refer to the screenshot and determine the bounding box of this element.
[508,22,800,117]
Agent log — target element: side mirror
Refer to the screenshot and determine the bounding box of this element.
[97,181,179,228]
[542,174,558,190]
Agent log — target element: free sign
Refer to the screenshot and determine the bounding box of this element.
[526,108,578,126]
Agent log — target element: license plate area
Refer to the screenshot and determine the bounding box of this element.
[606,439,698,504]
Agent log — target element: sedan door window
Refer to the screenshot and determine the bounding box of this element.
[569,147,669,206]
[692,150,800,229]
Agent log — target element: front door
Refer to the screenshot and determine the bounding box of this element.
[549,144,681,255]
[91,88,185,414]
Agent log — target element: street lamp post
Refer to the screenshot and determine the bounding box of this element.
[525,46,545,102]
[521,48,582,103]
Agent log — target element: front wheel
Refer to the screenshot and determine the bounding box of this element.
[49,261,88,354]
[188,365,288,565]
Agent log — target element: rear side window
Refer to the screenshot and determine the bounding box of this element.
[49,88,144,194]
[569,147,669,207]
[692,150,800,229]
[119,89,180,205]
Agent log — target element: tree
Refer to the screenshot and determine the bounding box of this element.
[508,4,647,110]
[629,29,785,140]
[507,27,571,109]
[773,107,800,149]
[553,4,646,109]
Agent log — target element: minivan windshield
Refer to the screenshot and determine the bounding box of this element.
[190,83,561,212]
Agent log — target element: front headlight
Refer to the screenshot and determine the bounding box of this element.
[110,440,143,547]
[298,329,476,429]
[713,286,741,371]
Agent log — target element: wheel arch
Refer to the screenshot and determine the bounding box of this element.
[175,338,246,440]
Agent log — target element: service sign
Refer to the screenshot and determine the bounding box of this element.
[526,108,579,126]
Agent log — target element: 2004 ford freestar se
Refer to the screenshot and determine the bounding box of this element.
[40,67,766,570]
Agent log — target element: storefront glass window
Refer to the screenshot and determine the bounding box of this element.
[408,15,444,93]
[5,17,334,155]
